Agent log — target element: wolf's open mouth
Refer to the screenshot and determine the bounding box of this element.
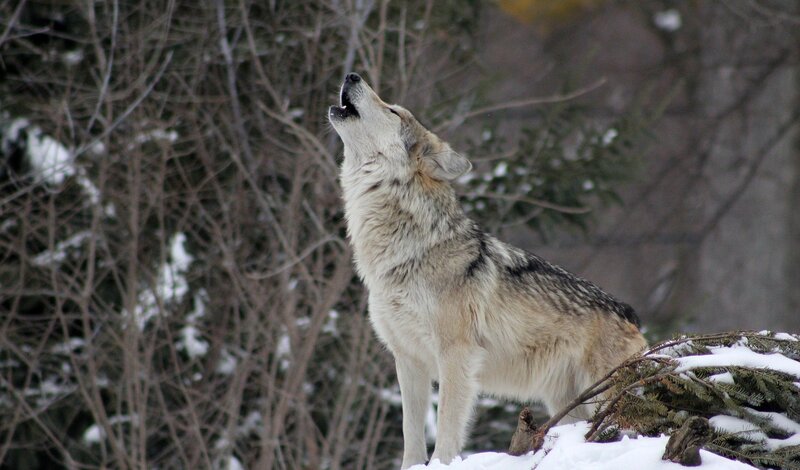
[340,88,355,111]
[330,83,360,120]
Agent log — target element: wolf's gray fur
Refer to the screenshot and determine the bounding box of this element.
[329,73,647,468]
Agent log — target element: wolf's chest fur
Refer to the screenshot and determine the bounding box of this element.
[341,160,471,294]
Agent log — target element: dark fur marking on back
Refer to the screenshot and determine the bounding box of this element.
[506,253,641,327]
[506,255,546,278]
[465,231,488,278]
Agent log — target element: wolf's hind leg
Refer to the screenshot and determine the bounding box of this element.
[396,355,431,469]
[430,345,481,465]
[544,369,595,424]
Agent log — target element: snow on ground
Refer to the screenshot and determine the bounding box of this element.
[413,422,756,470]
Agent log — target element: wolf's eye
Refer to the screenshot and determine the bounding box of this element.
[387,108,399,116]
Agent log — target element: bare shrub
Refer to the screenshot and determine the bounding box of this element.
[0,1,480,468]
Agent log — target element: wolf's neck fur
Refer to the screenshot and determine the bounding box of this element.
[340,151,467,286]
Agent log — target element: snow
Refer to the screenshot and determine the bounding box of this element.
[766,433,800,450]
[130,233,194,330]
[420,453,533,470]
[31,230,92,266]
[601,128,618,146]
[412,422,756,470]
[89,141,106,156]
[773,332,798,342]
[83,424,104,444]
[654,339,694,357]
[457,172,475,185]
[179,325,209,359]
[77,174,102,206]
[83,415,138,444]
[276,335,290,356]
[744,408,800,434]
[178,292,210,358]
[742,410,800,450]
[3,118,29,149]
[26,127,74,184]
[493,162,507,178]
[226,456,244,470]
[709,415,766,442]
[216,348,237,375]
[707,371,734,384]
[654,10,682,32]
[674,345,800,378]
[288,108,305,120]
[239,411,263,436]
[709,414,800,450]
[169,233,193,272]
[379,387,403,405]
[3,118,109,209]
[277,333,291,371]
[50,338,86,354]
[323,309,339,335]
[133,128,179,145]
[62,49,84,65]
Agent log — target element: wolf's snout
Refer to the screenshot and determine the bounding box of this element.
[341,73,362,98]
[329,72,364,122]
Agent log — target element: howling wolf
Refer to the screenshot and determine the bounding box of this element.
[329,73,646,468]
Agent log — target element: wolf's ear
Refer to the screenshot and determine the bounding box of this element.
[422,144,472,181]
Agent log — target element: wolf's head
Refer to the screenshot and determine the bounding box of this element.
[329,73,471,182]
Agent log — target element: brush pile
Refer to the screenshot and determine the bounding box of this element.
[516,331,800,469]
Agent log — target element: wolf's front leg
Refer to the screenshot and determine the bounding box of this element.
[430,345,480,465]
[396,355,431,469]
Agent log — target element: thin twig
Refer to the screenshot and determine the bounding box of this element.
[435,78,607,132]
[469,191,592,214]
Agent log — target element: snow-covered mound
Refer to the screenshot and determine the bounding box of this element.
[413,422,756,469]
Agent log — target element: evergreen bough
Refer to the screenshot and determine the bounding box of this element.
[522,331,800,469]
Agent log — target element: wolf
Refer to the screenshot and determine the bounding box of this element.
[329,73,647,468]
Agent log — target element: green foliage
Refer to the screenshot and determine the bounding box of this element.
[459,86,671,239]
